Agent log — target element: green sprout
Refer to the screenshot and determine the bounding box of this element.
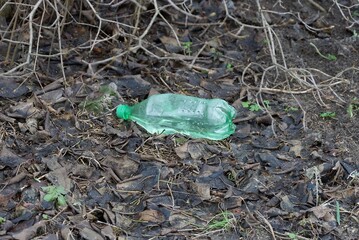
[206,211,236,231]
[353,30,359,38]
[285,106,299,112]
[310,43,337,61]
[320,111,336,119]
[226,171,235,182]
[79,84,118,114]
[262,39,269,45]
[242,101,260,111]
[226,63,234,71]
[287,232,298,240]
[336,201,340,225]
[241,101,251,108]
[242,100,270,112]
[352,10,359,17]
[263,100,270,108]
[0,217,5,224]
[347,97,359,118]
[42,185,67,207]
[182,41,193,54]
[174,137,187,145]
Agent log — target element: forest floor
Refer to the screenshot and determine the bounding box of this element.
[0,0,358,239]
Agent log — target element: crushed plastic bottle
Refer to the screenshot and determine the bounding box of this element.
[116,93,237,140]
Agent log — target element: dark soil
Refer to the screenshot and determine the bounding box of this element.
[0,0,358,239]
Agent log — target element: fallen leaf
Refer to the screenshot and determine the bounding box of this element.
[191,181,211,200]
[114,75,151,97]
[0,144,25,169]
[0,78,30,98]
[11,220,46,240]
[175,142,190,159]
[79,227,104,240]
[103,155,139,180]
[7,102,37,119]
[310,205,332,219]
[169,213,196,229]
[138,209,165,223]
[289,140,303,157]
[160,36,182,53]
[46,167,72,192]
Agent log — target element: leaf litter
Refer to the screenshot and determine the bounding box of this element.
[0,0,358,239]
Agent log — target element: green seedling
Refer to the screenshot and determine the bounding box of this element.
[226,63,234,71]
[42,185,67,206]
[263,100,270,108]
[310,43,337,61]
[206,211,236,231]
[182,41,192,54]
[320,111,336,119]
[287,232,298,240]
[242,102,261,112]
[347,98,359,118]
[262,39,269,45]
[42,214,49,220]
[80,84,118,114]
[226,171,235,182]
[174,136,187,145]
[352,10,359,17]
[336,201,340,225]
[242,100,270,112]
[0,217,5,224]
[285,106,299,112]
[242,101,260,111]
[353,30,359,38]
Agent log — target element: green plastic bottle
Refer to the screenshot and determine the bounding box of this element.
[116,93,236,140]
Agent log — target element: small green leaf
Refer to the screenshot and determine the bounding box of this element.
[57,195,67,206]
[226,63,233,71]
[44,193,55,202]
[336,201,340,225]
[348,104,354,118]
[42,185,67,206]
[263,100,270,108]
[287,232,298,240]
[249,104,261,112]
[182,41,193,54]
[320,111,336,119]
[57,186,66,195]
[0,217,6,224]
[353,10,359,17]
[326,54,337,61]
[242,101,250,108]
[174,137,187,145]
[347,98,359,118]
[285,106,299,112]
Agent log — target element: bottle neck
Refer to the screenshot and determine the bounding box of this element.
[116,104,131,120]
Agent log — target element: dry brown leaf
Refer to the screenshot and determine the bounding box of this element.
[103,155,139,180]
[289,140,303,157]
[311,205,331,219]
[175,142,189,159]
[11,221,46,240]
[191,182,211,200]
[169,213,196,229]
[138,209,165,223]
[79,227,104,240]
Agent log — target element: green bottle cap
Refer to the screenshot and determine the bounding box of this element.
[116,104,131,120]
